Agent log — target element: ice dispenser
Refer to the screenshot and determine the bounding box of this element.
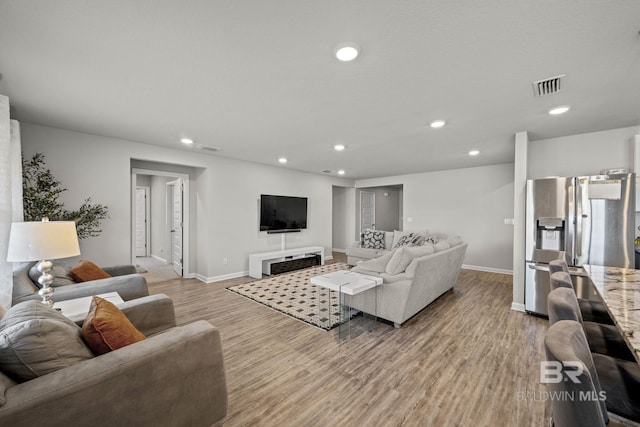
[536,217,565,251]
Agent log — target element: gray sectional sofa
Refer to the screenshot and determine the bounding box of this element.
[347,235,467,327]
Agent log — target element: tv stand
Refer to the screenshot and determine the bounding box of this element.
[248,246,324,279]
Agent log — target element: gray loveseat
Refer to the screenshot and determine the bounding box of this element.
[12,261,149,306]
[348,237,467,327]
[0,295,228,426]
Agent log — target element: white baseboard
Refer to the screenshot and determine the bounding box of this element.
[332,248,346,253]
[196,271,249,283]
[462,264,513,275]
[325,255,333,261]
[511,302,526,312]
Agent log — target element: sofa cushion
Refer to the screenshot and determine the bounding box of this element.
[350,266,381,276]
[380,272,414,283]
[0,300,94,382]
[386,246,435,275]
[447,235,463,247]
[70,260,112,282]
[361,229,386,249]
[28,264,76,288]
[82,296,146,355]
[356,251,394,273]
[434,241,451,252]
[0,371,15,406]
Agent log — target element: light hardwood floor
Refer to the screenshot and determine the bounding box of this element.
[149,254,549,426]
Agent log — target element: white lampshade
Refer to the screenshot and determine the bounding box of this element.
[7,221,81,262]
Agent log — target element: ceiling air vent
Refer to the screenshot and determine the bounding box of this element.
[532,74,564,97]
[196,145,221,153]
[321,169,333,174]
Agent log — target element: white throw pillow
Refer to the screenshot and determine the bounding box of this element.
[356,251,394,273]
[447,235,462,246]
[385,245,435,275]
[434,241,451,252]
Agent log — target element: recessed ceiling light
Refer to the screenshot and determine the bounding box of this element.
[180,137,194,145]
[430,120,446,128]
[468,150,480,156]
[334,43,360,62]
[338,170,345,175]
[334,144,345,151]
[278,157,288,164]
[548,105,570,115]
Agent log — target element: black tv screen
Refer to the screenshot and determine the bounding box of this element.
[260,195,308,232]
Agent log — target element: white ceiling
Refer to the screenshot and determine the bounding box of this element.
[1,1,639,179]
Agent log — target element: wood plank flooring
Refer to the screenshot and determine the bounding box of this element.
[149,255,549,427]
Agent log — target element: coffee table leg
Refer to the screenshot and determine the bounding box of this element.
[338,285,350,342]
[362,282,377,332]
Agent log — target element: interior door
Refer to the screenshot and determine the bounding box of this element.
[168,179,183,276]
[360,191,375,232]
[135,187,149,257]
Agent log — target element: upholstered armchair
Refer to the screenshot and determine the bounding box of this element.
[12,261,149,306]
[0,294,228,426]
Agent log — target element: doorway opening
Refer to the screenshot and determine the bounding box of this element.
[131,168,190,279]
[357,185,403,233]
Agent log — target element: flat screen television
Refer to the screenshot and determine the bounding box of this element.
[260,194,308,233]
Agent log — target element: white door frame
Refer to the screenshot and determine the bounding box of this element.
[131,168,191,278]
[135,186,150,257]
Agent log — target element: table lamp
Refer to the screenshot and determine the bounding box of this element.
[7,218,81,307]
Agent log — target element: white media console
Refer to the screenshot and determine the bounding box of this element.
[248,246,325,279]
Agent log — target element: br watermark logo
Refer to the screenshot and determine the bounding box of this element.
[516,361,606,402]
[540,361,583,384]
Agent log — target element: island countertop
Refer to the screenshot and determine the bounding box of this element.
[583,264,640,363]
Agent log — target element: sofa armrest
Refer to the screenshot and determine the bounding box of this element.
[0,321,227,427]
[102,264,137,277]
[117,294,177,336]
[11,274,149,305]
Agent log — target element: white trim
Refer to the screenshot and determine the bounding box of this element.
[511,302,526,312]
[325,255,334,261]
[196,271,249,283]
[331,248,346,253]
[131,168,190,278]
[462,264,513,275]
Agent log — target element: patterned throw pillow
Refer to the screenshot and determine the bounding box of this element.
[423,236,440,245]
[393,233,422,248]
[362,229,386,249]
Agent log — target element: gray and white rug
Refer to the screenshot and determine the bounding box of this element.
[227,263,350,330]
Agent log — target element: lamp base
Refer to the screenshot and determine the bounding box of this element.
[36,260,55,307]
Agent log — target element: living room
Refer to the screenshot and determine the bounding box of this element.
[1,1,640,426]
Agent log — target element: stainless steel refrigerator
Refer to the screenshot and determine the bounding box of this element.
[525,173,635,315]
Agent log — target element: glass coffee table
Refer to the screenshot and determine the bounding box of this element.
[310,270,383,341]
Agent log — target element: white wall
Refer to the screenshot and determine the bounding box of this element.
[528,126,639,179]
[332,186,356,251]
[20,123,354,280]
[357,163,515,273]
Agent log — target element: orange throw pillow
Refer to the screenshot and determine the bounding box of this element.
[70,260,112,282]
[81,296,145,355]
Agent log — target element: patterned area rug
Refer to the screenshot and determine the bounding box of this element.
[227,263,351,331]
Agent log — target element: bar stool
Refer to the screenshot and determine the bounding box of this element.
[545,320,640,425]
[547,287,635,361]
[549,269,614,325]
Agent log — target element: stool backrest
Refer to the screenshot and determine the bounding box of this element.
[547,287,584,325]
[544,320,607,427]
[550,271,573,291]
[549,258,570,274]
